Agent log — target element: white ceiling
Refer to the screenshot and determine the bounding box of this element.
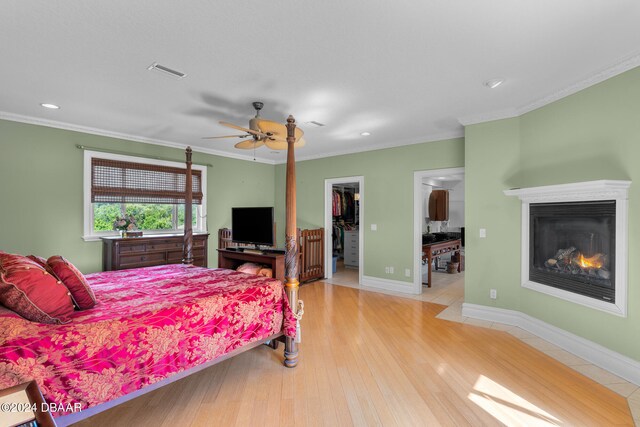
[2,1,640,164]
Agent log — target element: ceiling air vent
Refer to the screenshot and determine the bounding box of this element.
[305,121,325,127]
[147,62,187,79]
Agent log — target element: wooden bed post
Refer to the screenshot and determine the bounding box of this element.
[183,147,194,265]
[284,115,300,368]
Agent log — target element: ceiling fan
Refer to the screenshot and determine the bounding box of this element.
[203,101,305,150]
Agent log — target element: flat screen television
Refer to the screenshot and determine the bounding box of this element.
[231,207,275,248]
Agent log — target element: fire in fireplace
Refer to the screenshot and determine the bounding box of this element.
[529,201,615,302]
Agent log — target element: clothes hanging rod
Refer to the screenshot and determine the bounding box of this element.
[75,144,213,167]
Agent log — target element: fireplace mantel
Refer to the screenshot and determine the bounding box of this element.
[505,180,630,317]
[504,180,631,203]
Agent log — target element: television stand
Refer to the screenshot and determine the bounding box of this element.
[217,248,285,283]
[243,248,263,254]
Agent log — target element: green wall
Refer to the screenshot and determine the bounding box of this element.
[0,119,275,273]
[274,139,465,283]
[465,66,640,361]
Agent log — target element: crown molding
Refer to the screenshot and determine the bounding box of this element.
[458,107,519,126]
[0,111,277,165]
[277,129,465,164]
[517,52,640,116]
[458,51,640,127]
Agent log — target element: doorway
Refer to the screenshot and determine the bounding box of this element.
[324,176,364,286]
[413,168,465,299]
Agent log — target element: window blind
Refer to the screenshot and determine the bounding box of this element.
[91,158,203,204]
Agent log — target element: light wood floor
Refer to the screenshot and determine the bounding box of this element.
[74,281,633,426]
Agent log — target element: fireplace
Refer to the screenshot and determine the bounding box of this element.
[504,180,630,317]
[529,201,615,302]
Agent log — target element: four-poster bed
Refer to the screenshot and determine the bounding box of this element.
[0,116,304,426]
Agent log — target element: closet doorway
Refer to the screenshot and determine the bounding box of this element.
[324,176,364,286]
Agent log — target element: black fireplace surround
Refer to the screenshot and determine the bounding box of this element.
[529,200,616,302]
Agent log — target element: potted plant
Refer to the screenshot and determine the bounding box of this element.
[113,215,139,238]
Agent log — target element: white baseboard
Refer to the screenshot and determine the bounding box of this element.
[361,275,417,294]
[462,303,640,386]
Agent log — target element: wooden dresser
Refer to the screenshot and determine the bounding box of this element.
[101,233,209,271]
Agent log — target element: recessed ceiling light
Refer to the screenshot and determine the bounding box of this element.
[360,132,371,136]
[484,78,504,89]
[40,103,60,109]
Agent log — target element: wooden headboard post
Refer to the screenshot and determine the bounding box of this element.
[284,115,300,368]
[182,146,194,265]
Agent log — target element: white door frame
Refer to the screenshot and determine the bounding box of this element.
[324,176,364,284]
[413,167,465,294]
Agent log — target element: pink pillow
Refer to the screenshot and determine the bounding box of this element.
[47,256,96,310]
[0,251,75,324]
[236,262,262,275]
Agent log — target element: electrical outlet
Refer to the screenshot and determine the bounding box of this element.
[389,266,394,274]
[385,267,390,274]
[480,228,487,238]
[490,289,497,299]
[405,268,411,277]
[371,224,377,231]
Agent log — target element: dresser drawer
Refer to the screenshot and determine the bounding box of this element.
[119,252,166,266]
[344,231,359,246]
[345,236,358,245]
[118,244,147,253]
[344,253,358,266]
[147,241,184,251]
[167,248,205,262]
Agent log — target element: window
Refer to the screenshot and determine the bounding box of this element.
[83,150,207,241]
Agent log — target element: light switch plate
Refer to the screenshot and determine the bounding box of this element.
[371,224,377,231]
[479,228,487,238]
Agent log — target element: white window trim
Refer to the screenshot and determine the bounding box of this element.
[83,150,207,242]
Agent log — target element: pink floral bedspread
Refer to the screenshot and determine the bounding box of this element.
[0,265,296,416]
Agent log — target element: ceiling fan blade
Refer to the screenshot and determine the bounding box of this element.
[256,118,305,142]
[201,135,249,139]
[265,140,286,150]
[235,140,265,150]
[265,137,306,150]
[219,121,268,138]
[255,119,287,139]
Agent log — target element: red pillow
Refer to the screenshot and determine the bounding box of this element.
[27,255,59,278]
[47,256,96,310]
[0,252,75,324]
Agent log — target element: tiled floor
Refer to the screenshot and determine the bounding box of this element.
[324,266,640,425]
